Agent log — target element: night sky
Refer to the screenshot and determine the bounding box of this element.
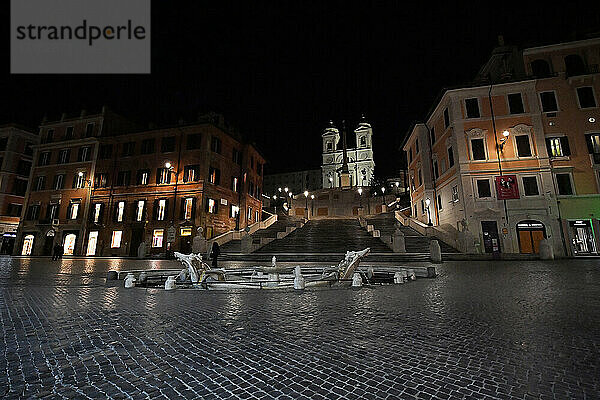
[3,2,600,177]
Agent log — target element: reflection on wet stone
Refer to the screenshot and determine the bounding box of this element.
[0,256,599,398]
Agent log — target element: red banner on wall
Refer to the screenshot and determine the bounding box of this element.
[495,175,520,200]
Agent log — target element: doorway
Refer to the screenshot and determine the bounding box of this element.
[63,233,77,256]
[569,220,597,255]
[87,231,98,256]
[129,227,144,257]
[481,221,500,253]
[21,234,35,255]
[517,220,546,254]
[43,235,54,256]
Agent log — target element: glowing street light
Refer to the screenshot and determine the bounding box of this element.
[498,130,510,151]
[358,187,363,207]
[304,191,309,218]
[425,197,433,226]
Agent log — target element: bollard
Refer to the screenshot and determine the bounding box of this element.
[367,266,374,280]
[407,269,416,281]
[352,273,363,287]
[177,268,188,282]
[293,266,305,290]
[124,273,136,288]
[392,229,406,253]
[401,270,408,282]
[165,276,177,290]
[539,239,554,260]
[138,272,148,285]
[393,272,404,284]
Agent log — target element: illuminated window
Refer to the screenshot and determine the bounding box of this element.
[247,207,252,221]
[116,201,125,222]
[548,138,563,157]
[157,168,170,184]
[207,198,217,214]
[157,199,166,220]
[22,235,34,255]
[74,172,86,188]
[180,227,192,236]
[152,229,164,247]
[69,201,80,219]
[183,198,194,220]
[111,231,122,248]
[93,203,102,223]
[209,167,220,185]
[231,176,239,192]
[136,200,145,222]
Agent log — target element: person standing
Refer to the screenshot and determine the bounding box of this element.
[211,242,220,268]
[52,242,61,261]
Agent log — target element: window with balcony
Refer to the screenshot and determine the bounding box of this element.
[576,87,597,109]
[515,135,532,157]
[465,98,480,118]
[585,134,600,164]
[183,165,200,182]
[508,93,524,114]
[34,176,46,191]
[116,171,131,187]
[46,203,59,221]
[156,168,170,184]
[137,169,150,185]
[135,200,145,222]
[26,205,40,221]
[53,174,65,190]
[545,137,570,157]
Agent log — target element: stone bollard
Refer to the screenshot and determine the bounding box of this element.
[177,268,188,282]
[407,269,416,281]
[352,273,363,287]
[106,271,118,280]
[137,242,146,259]
[293,266,305,290]
[392,229,406,253]
[367,266,374,280]
[430,240,442,263]
[165,276,177,290]
[393,272,404,284]
[124,273,136,288]
[138,272,148,285]
[539,239,554,260]
[401,270,408,282]
[427,267,437,278]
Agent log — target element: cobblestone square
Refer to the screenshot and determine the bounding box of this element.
[1,256,599,399]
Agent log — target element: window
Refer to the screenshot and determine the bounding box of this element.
[111,231,122,248]
[156,168,171,184]
[7,204,22,217]
[452,185,459,202]
[255,210,259,222]
[92,203,102,223]
[187,134,201,150]
[137,169,150,185]
[115,201,125,222]
[77,146,91,162]
[556,173,573,195]
[183,165,200,182]
[576,87,597,109]
[444,108,450,128]
[135,200,145,222]
[58,149,70,164]
[85,123,95,137]
[231,176,239,192]
[248,181,255,196]
[182,198,194,220]
[38,152,51,166]
[34,176,46,191]
[546,137,570,157]
[0,137,7,151]
[586,134,600,154]
[515,135,532,157]
[207,198,217,214]
[508,93,524,114]
[53,174,65,190]
[46,203,59,220]
[448,146,454,167]
[211,136,221,154]
[65,126,74,140]
[420,200,425,214]
[417,170,422,187]
[230,204,239,218]
[73,172,86,189]
[415,138,419,154]
[247,207,253,221]
[46,129,54,143]
[122,142,135,156]
[116,171,131,187]
[437,195,442,210]
[180,227,192,236]
[141,138,155,154]
[17,160,32,176]
[471,138,486,160]
[156,199,167,221]
[13,178,28,196]
[99,144,112,159]
[465,98,480,118]
[522,176,539,196]
[152,229,164,248]
[94,173,108,188]
[24,142,33,156]
[531,59,551,77]
[232,148,241,164]
[360,136,366,147]
[26,205,40,221]
[433,160,439,179]
[68,201,80,220]
[161,136,176,153]
[208,167,220,185]
[476,179,491,198]
[539,91,558,112]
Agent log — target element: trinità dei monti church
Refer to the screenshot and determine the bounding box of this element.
[321,116,375,188]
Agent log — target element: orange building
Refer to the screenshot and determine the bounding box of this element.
[17,110,265,257]
[403,37,600,256]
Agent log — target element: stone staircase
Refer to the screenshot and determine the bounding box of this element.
[255,218,392,254]
[220,215,304,253]
[366,212,458,253]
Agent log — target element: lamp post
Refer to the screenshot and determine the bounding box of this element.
[272,195,277,215]
[329,177,333,188]
[304,191,309,218]
[358,187,363,208]
[288,191,292,211]
[311,194,315,217]
[381,187,386,206]
[425,197,433,226]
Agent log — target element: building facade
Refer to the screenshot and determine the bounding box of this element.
[263,169,321,197]
[16,110,265,257]
[403,37,600,256]
[0,124,39,254]
[321,119,375,188]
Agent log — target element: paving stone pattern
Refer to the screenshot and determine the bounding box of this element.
[1,256,600,399]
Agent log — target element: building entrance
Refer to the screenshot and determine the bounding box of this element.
[481,221,500,253]
[516,220,546,254]
[569,220,597,255]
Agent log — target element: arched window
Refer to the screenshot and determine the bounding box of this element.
[531,59,551,77]
[516,220,546,254]
[360,136,366,147]
[565,54,586,77]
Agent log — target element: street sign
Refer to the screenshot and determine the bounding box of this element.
[167,226,176,242]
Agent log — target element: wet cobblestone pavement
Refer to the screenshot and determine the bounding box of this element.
[1,256,599,399]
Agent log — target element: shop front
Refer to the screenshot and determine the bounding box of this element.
[557,195,600,256]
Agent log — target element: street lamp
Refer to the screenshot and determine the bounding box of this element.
[497,130,510,151]
[329,177,333,188]
[304,190,309,218]
[310,194,315,217]
[381,187,386,205]
[425,197,433,226]
[272,195,277,215]
[278,187,282,193]
[358,187,363,208]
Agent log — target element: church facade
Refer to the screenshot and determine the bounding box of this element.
[321,119,375,188]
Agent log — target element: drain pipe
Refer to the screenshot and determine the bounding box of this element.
[424,122,440,226]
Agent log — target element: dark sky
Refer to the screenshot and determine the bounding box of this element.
[3,2,600,177]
